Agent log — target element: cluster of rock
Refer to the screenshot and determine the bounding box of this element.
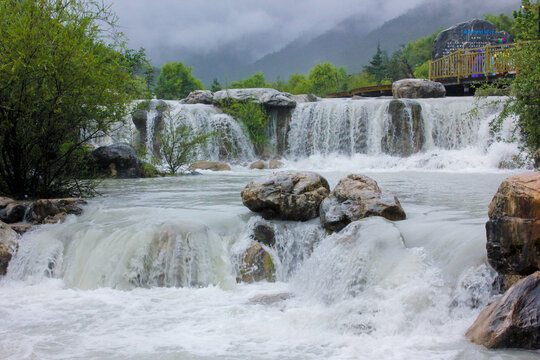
[181,88,319,108]
[467,172,540,350]
[249,159,283,170]
[0,197,87,275]
[238,171,406,282]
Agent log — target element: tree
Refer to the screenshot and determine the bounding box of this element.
[364,44,389,85]
[484,13,516,38]
[120,47,154,98]
[308,62,347,96]
[154,62,203,100]
[0,0,138,199]
[159,109,211,174]
[512,0,539,41]
[285,73,312,94]
[230,72,271,89]
[210,77,223,92]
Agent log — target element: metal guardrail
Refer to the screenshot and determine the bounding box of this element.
[428,42,518,83]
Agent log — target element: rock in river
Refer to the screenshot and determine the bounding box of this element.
[241,171,330,221]
[320,174,406,232]
[486,172,540,276]
[392,78,445,99]
[189,161,231,171]
[0,220,19,275]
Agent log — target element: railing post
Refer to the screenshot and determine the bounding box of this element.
[457,49,462,84]
[429,61,432,81]
[485,43,491,79]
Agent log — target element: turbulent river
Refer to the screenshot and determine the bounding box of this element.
[1,97,538,359]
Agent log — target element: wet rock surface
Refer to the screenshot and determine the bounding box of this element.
[382,99,425,157]
[182,90,214,104]
[250,220,276,247]
[30,198,87,224]
[467,271,540,349]
[320,174,406,232]
[392,79,446,99]
[91,143,140,178]
[239,242,275,283]
[249,160,268,169]
[241,171,330,221]
[213,88,296,107]
[486,172,540,275]
[0,220,19,276]
[189,161,231,171]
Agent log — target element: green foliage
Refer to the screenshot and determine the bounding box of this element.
[364,44,389,85]
[413,60,431,79]
[230,72,272,89]
[210,77,223,92]
[484,13,516,38]
[402,30,442,69]
[512,0,539,40]
[219,99,269,153]
[154,62,204,100]
[0,0,137,199]
[159,110,211,174]
[119,47,154,98]
[283,73,312,94]
[308,62,348,96]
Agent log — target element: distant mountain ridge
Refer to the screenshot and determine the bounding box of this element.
[186,1,516,85]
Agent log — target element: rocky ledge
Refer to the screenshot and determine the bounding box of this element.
[392,78,446,99]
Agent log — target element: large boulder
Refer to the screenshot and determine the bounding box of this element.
[30,198,87,224]
[291,94,319,103]
[91,143,140,178]
[0,201,27,224]
[213,88,296,107]
[486,172,540,276]
[189,161,231,171]
[249,160,267,169]
[241,171,330,221]
[382,99,425,157]
[392,79,446,99]
[466,271,540,349]
[269,159,283,169]
[0,220,19,275]
[182,90,214,104]
[320,174,406,232]
[239,242,275,283]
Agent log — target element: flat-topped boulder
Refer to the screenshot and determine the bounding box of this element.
[486,172,540,276]
[320,174,406,232]
[466,271,540,349]
[182,90,214,104]
[213,88,296,107]
[189,161,231,171]
[241,171,330,221]
[392,79,445,99]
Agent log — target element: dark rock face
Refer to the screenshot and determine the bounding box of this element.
[131,100,168,156]
[251,220,276,247]
[320,174,406,232]
[239,242,275,283]
[466,271,540,349]
[534,149,540,169]
[486,172,540,276]
[241,171,330,221]
[91,143,140,178]
[0,202,26,224]
[30,198,87,224]
[382,99,425,157]
[392,79,445,99]
[432,19,512,60]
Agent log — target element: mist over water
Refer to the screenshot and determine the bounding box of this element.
[1,97,537,359]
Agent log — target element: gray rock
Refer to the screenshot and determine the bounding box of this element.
[91,143,140,178]
[239,242,275,283]
[30,198,87,224]
[213,88,297,107]
[291,94,319,103]
[249,160,267,169]
[382,99,425,156]
[268,159,283,169]
[466,271,540,349]
[392,79,446,99]
[251,220,276,247]
[241,171,330,221]
[320,174,406,232]
[486,172,540,276]
[183,90,214,104]
[432,19,512,60]
[0,202,27,224]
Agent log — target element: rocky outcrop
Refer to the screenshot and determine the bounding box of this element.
[466,271,540,349]
[291,94,319,103]
[486,172,540,276]
[91,143,140,178]
[182,90,214,104]
[239,242,275,283]
[392,79,445,99]
[249,160,268,169]
[189,161,231,171]
[382,99,425,157]
[0,220,19,275]
[213,88,296,107]
[131,100,167,156]
[251,220,276,247]
[241,171,330,221]
[320,174,406,232]
[0,201,26,224]
[30,198,87,224]
[534,149,540,169]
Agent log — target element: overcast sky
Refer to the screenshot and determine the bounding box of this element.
[109,0,520,65]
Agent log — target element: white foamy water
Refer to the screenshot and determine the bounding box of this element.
[0,96,537,359]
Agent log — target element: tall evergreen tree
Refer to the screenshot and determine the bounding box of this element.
[364,44,389,85]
